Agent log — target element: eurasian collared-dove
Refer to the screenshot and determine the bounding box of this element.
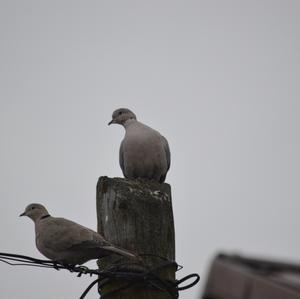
[20,203,138,265]
[108,108,171,183]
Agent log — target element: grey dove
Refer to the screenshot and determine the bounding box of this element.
[20,203,138,265]
[108,108,171,183]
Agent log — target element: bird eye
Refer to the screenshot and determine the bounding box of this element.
[118,111,123,115]
[31,207,35,210]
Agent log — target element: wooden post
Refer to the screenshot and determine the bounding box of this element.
[96,176,176,298]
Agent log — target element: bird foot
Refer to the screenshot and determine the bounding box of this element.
[77,265,89,274]
[61,263,76,272]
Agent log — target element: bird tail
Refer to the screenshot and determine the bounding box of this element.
[102,245,139,260]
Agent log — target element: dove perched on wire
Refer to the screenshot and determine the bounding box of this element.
[20,203,138,265]
[108,108,171,183]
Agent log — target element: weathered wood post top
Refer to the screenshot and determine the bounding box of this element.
[97,176,176,298]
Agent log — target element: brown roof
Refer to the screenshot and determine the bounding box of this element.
[202,254,300,299]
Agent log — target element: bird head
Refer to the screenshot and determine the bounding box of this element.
[108,108,137,126]
[20,203,49,222]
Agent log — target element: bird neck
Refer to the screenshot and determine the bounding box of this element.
[33,213,51,223]
[40,214,51,220]
[123,118,137,129]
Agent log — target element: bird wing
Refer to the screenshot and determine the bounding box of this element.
[41,217,108,252]
[162,135,171,171]
[119,140,125,176]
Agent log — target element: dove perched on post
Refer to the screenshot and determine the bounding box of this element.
[20,203,138,265]
[108,108,171,183]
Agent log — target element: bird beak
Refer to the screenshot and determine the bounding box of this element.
[19,212,26,217]
[108,119,114,125]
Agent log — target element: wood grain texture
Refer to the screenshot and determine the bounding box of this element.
[97,176,176,299]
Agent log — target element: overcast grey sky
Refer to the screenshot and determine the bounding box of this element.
[1,1,300,298]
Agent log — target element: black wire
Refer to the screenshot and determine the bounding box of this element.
[0,252,200,298]
[176,273,201,291]
[80,278,101,299]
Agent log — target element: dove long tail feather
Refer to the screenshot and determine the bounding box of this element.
[101,245,138,259]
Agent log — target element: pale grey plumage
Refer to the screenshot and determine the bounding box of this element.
[20,203,137,265]
[109,108,171,183]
